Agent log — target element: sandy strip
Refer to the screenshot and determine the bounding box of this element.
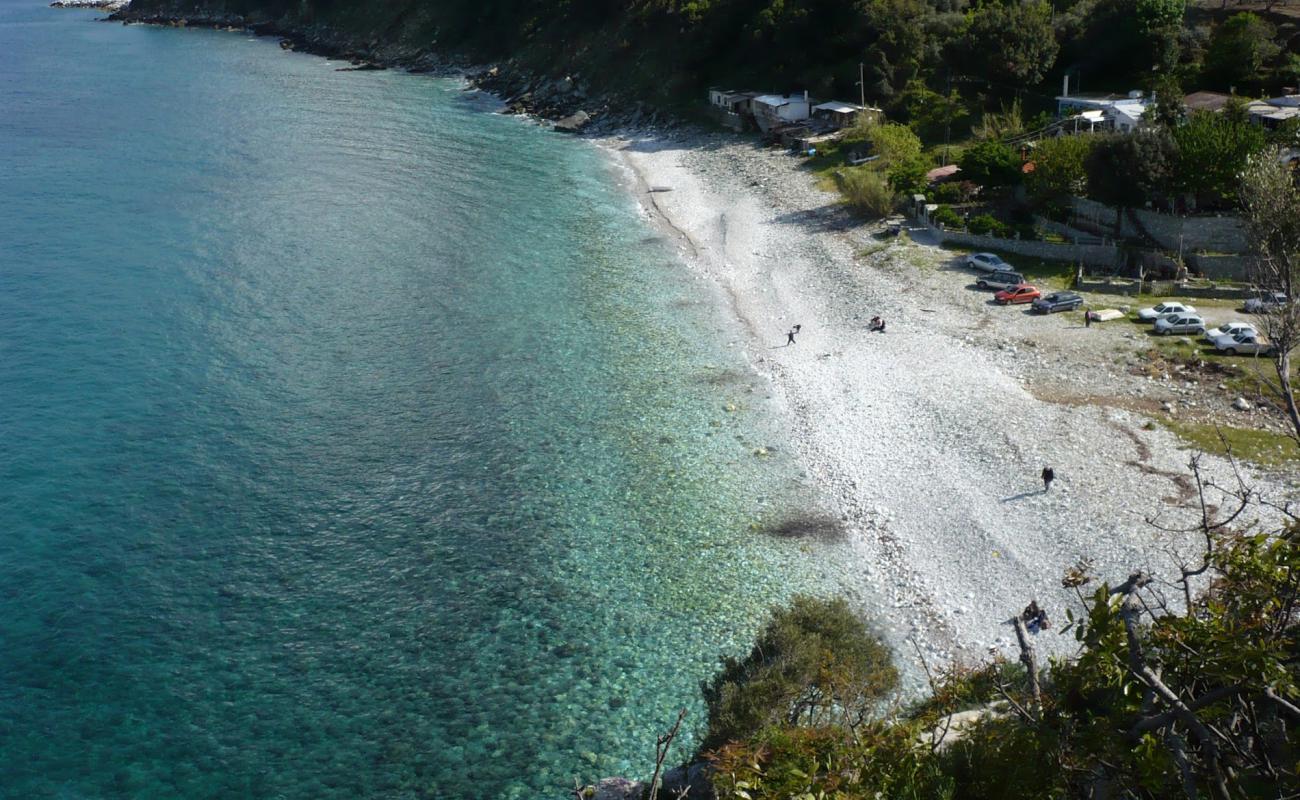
[598,130,1295,684]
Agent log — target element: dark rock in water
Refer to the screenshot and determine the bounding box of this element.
[588,777,644,800]
[554,110,590,133]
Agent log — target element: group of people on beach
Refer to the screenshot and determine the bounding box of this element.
[782,317,885,346]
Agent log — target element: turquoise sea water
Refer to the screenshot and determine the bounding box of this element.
[0,4,853,797]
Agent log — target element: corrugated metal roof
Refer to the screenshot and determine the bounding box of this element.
[813,101,861,113]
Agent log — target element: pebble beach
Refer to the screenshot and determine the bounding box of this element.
[604,129,1299,680]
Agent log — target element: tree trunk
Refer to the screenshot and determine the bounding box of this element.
[1276,350,1300,445]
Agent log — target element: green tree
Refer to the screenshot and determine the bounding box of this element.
[1144,75,1186,130]
[958,0,1059,86]
[894,79,970,143]
[1239,151,1300,444]
[1172,110,1266,208]
[867,122,923,166]
[1136,0,1185,72]
[1203,12,1281,91]
[699,595,896,752]
[888,154,931,196]
[958,140,1022,188]
[1025,135,1094,217]
[1085,131,1176,232]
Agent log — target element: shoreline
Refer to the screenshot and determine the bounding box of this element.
[599,129,1298,674]
[100,3,1298,677]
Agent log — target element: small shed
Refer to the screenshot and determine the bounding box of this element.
[925,164,961,184]
[707,88,757,114]
[1182,91,1234,114]
[811,101,870,129]
[752,93,812,132]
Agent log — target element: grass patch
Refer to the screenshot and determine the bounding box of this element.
[1160,418,1298,467]
[939,244,1078,290]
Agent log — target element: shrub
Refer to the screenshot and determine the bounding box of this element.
[958,140,1023,188]
[888,154,931,195]
[866,122,923,167]
[931,205,963,228]
[837,168,896,217]
[709,724,954,800]
[699,595,897,753]
[967,214,1010,238]
[932,181,971,204]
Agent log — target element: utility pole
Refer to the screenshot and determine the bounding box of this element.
[942,68,952,167]
[858,62,865,110]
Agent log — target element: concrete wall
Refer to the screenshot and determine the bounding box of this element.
[920,221,1120,268]
[1070,198,1247,253]
[1186,253,1252,281]
[1076,277,1256,299]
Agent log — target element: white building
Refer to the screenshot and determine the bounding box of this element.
[1056,90,1151,133]
[1246,95,1300,130]
[751,93,812,132]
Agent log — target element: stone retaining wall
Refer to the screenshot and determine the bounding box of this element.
[919,221,1120,268]
[1070,198,1247,253]
[1187,253,1252,281]
[1076,277,1255,300]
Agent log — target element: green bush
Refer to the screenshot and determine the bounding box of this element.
[709,724,954,800]
[888,154,931,195]
[931,205,963,228]
[699,595,897,753]
[958,140,1023,188]
[967,214,1010,238]
[932,181,968,204]
[837,168,897,217]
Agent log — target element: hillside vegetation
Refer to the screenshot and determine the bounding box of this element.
[125,0,1300,121]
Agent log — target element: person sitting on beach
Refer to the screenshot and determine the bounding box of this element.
[869,316,886,333]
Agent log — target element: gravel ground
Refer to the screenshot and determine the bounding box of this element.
[597,129,1298,685]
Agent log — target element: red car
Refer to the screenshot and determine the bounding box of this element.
[995,284,1041,305]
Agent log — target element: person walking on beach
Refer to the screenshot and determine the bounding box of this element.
[785,324,801,346]
[1041,466,1055,492]
[1084,308,1092,328]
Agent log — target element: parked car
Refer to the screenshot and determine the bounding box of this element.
[1153,313,1206,336]
[965,253,1011,273]
[1137,301,1197,322]
[1217,332,1277,356]
[977,270,1027,290]
[1244,292,1288,313]
[1204,321,1257,346]
[994,284,1042,305]
[1031,291,1084,314]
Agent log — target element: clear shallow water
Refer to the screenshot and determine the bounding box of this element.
[0,4,854,797]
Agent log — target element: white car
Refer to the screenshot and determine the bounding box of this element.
[1204,321,1257,347]
[1137,301,1197,322]
[1217,332,1277,356]
[965,253,1011,273]
[1244,292,1288,314]
[1153,314,1206,336]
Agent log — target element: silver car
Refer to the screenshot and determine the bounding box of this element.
[1217,332,1277,356]
[1153,313,1206,335]
[976,270,1026,290]
[1244,292,1287,314]
[1137,301,1197,322]
[965,253,1011,273]
[1204,322,1257,347]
